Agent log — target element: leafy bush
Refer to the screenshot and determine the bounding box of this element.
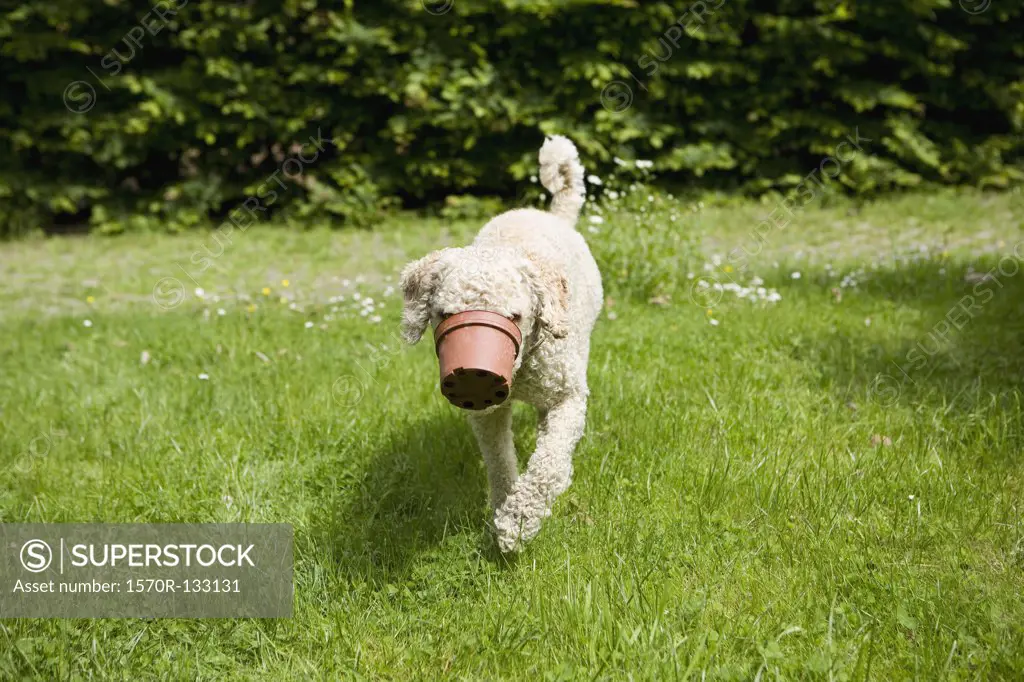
[1,0,1021,236]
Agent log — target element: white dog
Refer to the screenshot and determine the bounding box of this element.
[400,135,603,552]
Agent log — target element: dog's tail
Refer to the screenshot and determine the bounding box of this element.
[538,135,585,225]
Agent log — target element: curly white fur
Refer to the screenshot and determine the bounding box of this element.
[538,135,586,223]
[400,135,603,552]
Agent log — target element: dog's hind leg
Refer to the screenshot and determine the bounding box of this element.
[494,395,587,552]
[468,405,518,513]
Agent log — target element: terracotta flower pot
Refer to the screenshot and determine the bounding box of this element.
[433,311,522,410]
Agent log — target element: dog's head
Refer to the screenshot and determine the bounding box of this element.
[399,246,569,367]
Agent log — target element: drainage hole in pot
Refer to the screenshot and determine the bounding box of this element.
[495,390,507,399]
[462,401,474,408]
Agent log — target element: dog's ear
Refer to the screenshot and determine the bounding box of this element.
[400,251,444,344]
[525,254,570,339]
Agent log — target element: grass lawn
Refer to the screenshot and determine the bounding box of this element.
[1,187,1023,679]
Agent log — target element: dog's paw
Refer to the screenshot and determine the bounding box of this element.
[493,477,551,553]
[493,507,543,553]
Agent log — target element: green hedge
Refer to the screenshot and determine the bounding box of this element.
[1,0,1022,236]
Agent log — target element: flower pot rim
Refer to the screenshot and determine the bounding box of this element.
[433,310,522,357]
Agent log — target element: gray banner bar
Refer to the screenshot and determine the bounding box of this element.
[0,524,293,618]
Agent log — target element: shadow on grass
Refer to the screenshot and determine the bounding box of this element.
[812,256,1024,421]
[313,411,519,583]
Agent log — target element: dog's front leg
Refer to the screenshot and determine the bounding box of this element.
[494,396,586,552]
[467,405,518,513]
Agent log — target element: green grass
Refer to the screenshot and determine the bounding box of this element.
[1,188,1023,679]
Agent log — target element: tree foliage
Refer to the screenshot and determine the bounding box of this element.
[1,0,1021,235]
